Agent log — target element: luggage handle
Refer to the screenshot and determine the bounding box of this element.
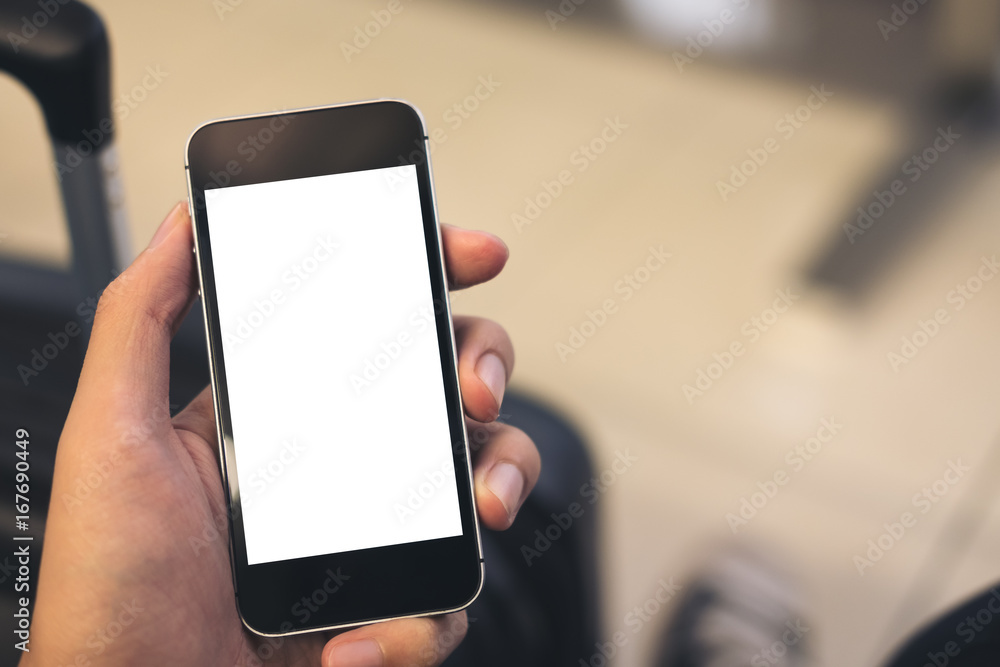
[0,0,130,302]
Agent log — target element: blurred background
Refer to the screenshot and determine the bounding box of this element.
[3,0,1000,665]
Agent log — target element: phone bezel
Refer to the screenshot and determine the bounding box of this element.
[185,100,484,636]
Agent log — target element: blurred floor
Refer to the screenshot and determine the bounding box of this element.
[3,1,1000,665]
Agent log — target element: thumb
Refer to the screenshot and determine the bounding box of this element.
[76,201,198,419]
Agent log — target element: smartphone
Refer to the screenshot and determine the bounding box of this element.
[185,100,483,636]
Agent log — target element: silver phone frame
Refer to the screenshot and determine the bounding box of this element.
[184,99,485,637]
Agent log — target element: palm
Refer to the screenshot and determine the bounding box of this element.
[25,207,535,667]
[28,391,331,666]
[161,403,335,666]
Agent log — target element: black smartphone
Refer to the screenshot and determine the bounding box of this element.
[185,100,483,636]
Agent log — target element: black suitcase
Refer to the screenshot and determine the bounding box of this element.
[0,4,599,664]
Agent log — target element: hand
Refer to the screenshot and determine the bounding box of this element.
[22,202,541,667]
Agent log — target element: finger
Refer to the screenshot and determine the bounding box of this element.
[172,385,217,446]
[468,421,540,530]
[441,225,508,290]
[322,612,468,667]
[453,316,514,423]
[76,202,197,419]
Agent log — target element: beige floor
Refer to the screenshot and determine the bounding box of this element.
[3,1,1000,665]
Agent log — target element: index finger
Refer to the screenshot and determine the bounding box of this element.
[442,225,509,290]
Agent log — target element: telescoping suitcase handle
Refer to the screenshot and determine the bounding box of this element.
[0,0,130,302]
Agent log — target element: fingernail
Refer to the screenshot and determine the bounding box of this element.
[475,352,506,412]
[477,228,508,253]
[328,639,383,667]
[485,462,524,522]
[492,232,509,258]
[149,201,187,249]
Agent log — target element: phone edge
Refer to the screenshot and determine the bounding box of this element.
[184,100,487,638]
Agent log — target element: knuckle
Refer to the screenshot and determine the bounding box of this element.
[93,270,176,338]
[503,425,537,458]
[497,426,541,480]
[403,613,469,667]
[92,280,127,325]
[417,613,468,666]
[479,317,508,341]
[457,317,515,364]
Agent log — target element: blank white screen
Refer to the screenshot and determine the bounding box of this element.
[205,165,462,565]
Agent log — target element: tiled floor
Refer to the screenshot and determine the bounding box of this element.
[3,2,1000,665]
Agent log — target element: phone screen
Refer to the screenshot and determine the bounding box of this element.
[203,164,462,566]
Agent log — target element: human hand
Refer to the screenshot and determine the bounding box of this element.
[22,202,540,667]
